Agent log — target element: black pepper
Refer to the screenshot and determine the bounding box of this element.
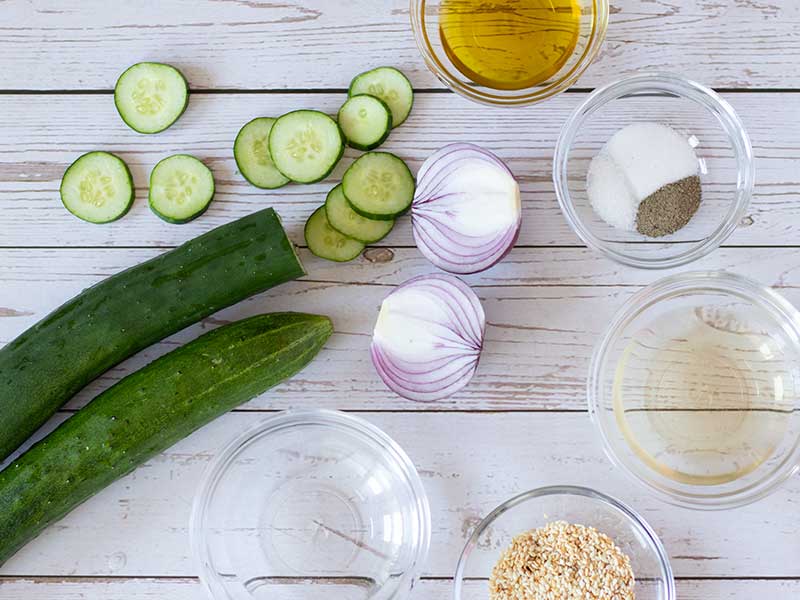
[636,175,702,237]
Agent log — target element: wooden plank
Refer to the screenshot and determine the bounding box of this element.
[2,246,800,411]
[0,92,795,248]
[1,1,799,90]
[1,3,797,597]
[0,412,797,578]
[2,577,799,600]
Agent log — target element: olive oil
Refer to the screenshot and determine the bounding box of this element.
[439,0,583,90]
[613,306,795,486]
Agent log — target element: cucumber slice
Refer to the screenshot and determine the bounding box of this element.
[337,95,392,151]
[269,110,344,184]
[325,184,394,243]
[60,151,134,224]
[114,62,189,134]
[342,152,415,220]
[305,206,365,262]
[233,117,290,189]
[148,154,215,224]
[349,67,413,128]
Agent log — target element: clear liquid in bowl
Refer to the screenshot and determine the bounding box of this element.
[613,304,796,485]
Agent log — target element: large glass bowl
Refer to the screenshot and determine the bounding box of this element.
[453,486,675,600]
[589,272,800,509]
[191,410,431,600]
[554,73,754,269]
[410,0,608,106]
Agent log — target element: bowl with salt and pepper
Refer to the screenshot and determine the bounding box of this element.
[554,73,753,269]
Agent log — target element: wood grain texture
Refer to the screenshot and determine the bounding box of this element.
[2,577,799,600]
[0,91,795,248]
[3,246,800,411]
[0,412,797,578]
[0,1,799,90]
[1,2,799,596]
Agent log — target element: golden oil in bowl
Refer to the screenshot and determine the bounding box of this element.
[612,305,795,486]
[439,0,583,90]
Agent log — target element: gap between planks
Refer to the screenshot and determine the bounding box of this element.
[7,243,800,251]
[2,87,800,95]
[2,575,800,582]
[51,407,593,415]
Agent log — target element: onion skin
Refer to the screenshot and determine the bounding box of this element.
[412,143,521,275]
[370,274,486,402]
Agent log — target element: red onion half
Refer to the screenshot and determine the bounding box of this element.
[371,274,485,402]
[412,143,521,274]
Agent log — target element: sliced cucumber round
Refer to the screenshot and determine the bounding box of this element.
[305,206,365,262]
[233,117,290,189]
[269,110,344,184]
[114,62,189,134]
[337,95,392,151]
[349,67,413,128]
[325,184,394,243]
[148,154,215,224]
[60,151,134,224]
[342,152,415,220]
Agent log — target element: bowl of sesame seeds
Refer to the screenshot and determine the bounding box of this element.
[453,486,675,600]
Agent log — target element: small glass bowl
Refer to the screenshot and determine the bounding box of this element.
[453,486,675,600]
[554,73,754,269]
[410,0,608,106]
[589,272,800,509]
[191,410,431,600]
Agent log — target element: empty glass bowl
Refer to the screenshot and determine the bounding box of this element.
[554,73,754,269]
[191,410,431,600]
[589,272,800,509]
[410,0,608,106]
[454,486,675,600]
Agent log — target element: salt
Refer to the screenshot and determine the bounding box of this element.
[586,153,638,231]
[587,122,700,232]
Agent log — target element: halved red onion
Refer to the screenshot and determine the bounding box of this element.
[370,274,485,402]
[412,143,521,274]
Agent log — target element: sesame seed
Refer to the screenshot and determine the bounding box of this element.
[489,521,636,600]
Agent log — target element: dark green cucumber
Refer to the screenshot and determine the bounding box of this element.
[0,208,305,462]
[0,312,333,566]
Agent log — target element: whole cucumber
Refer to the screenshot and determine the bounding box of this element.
[0,207,305,461]
[0,312,333,566]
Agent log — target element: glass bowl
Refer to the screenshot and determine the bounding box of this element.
[453,486,675,600]
[410,0,608,106]
[190,410,431,600]
[589,272,800,509]
[554,73,754,269]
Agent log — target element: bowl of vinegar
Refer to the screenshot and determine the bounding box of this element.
[589,272,800,509]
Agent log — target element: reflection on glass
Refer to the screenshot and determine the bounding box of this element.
[614,305,796,485]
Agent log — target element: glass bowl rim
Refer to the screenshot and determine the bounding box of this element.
[409,0,610,107]
[588,271,800,509]
[190,408,432,600]
[452,485,676,600]
[553,72,755,269]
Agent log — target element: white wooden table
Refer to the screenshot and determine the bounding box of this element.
[1,1,799,598]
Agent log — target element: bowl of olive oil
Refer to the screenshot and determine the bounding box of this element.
[589,272,800,509]
[410,0,609,106]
